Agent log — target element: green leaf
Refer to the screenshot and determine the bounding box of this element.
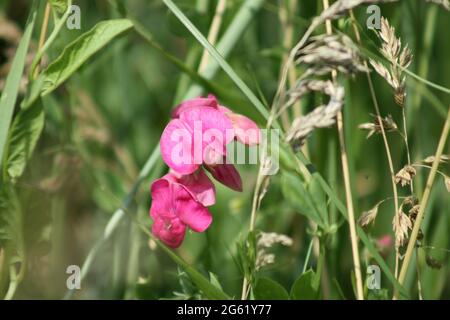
[308,176,329,226]
[49,0,69,16]
[209,272,224,291]
[290,269,320,300]
[0,184,24,263]
[155,238,230,300]
[295,152,410,298]
[281,172,324,227]
[5,100,45,181]
[41,19,133,96]
[0,6,37,173]
[254,278,290,300]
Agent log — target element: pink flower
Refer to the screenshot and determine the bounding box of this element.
[150,170,215,248]
[160,105,234,175]
[151,95,261,248]
[172,95,261,146]
[163,95,259,190]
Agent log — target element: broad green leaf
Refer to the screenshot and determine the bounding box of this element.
[5,100,45,181]
[0,184,24,263]
[290,269,320,300]
[0,6,37,171]
[254,277,290,300]
[281,172,324,227]
[41,19,133,95]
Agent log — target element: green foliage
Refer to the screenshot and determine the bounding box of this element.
[49,0,69,16]
[254,278,290,300]
[0,6,37,172]
[0,184,24,264]
[5,100,45,181]
[0,0,449,300]
[41,19,133,96]
[281,172,328,228]
[290,269,321,300]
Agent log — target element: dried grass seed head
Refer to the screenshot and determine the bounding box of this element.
[296,34,368,76]
[358,114,398,138]
[392,205,412,248]
[286,81,344,148]
[394,165,416,187]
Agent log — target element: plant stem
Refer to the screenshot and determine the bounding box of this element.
[395,107,450,298]
[348,9,401,280]
[34,2,51,78]
[30,0,73,79]
[323,0,363,300]
[198,0,227,72]
[185,0,266,99]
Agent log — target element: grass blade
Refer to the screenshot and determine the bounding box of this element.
[0,5,37,173]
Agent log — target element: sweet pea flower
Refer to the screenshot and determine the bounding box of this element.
[160,105,234,175]
[162,95,259,191]
[150,169,215,248]
[151,95,261,248]
[172,95,261,146]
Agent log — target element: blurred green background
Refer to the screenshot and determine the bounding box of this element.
[0,0,449,299]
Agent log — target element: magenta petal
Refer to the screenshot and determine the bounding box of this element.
[160,118,199,175]
[152,215,186,248]
[173,184,213,232]
[150,178,174,219]
[172,169,216,206]
[171,96,218,118]
[179,106,234,161]
[205,162,243,192]
[227,113,261,146]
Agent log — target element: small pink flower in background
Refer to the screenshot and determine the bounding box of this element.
[376,234,393,257]
[151,95,260,248]
[376,234,393,249]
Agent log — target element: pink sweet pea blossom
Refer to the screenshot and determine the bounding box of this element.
[172,95,261,146]
[160,105,233,175]
[150,170,214,248]
[151,95,260,248]
[163,95,259,190]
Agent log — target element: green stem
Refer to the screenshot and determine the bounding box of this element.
[30,0,73,79]
[396,107,450,299]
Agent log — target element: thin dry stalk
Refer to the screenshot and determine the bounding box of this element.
[322,0,364,301]
[198,0,227,73]
[34,2,51,78]
[396,107,450,299]
[348,10,401,279]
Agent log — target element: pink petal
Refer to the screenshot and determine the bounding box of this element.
[150,178,174,219]
[179,106,234,162]
[173,184,213,232]
[152,215,186,248]
[160,118,199,175]
[227,112,261,146]
[171,95,218,118]
[205,162,243,192]
[171,169,216,206]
